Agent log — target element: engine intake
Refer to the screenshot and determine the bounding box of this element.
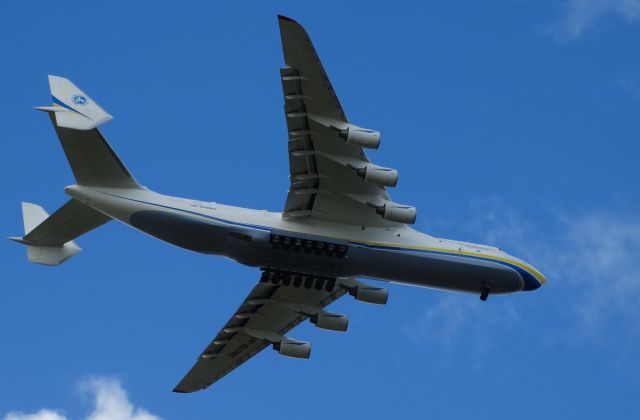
[311,312,349,332]
[340,124,381,149]
[350,284,388,305]
[357,166,398,187]
[376,203,416,224]
[274,337,311,359]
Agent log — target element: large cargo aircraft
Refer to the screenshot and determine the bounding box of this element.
[10,16,545,392]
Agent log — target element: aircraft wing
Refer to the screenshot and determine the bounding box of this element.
[278,16,413,227]
[174,271,349,392]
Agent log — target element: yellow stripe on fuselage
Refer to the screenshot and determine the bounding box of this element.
[354,239,546,285]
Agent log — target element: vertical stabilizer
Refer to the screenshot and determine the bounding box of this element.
[38,75,113,130]
[9,202,84,266]
[34,75,140,189]
[21,202,49,234]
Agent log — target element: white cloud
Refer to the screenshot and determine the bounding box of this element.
[404,293,520,345]
[4,410,66,420]
[547,0,640,41]
[555,212,640,333]
[407,198,640,371]
[3,377,161,420]
[464,198,640,334]
[82,378,161,420]
[403,293,521,369]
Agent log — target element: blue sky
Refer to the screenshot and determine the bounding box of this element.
[1,1,639,419]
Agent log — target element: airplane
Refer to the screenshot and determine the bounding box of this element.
[10,15,545,393]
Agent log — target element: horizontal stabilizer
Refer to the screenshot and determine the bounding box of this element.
[42,75,112,130]
[9,200,111,266]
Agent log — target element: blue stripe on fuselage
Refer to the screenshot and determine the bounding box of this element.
[100,191,541,290]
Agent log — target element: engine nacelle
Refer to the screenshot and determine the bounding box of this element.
[311,312,349,332]
[350,285,388,305]
[340,124,381,149]
[377,204,416,224]
[273,337,311,359]
[357,166,398,187]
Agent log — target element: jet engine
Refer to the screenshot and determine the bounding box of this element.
[376,203,417,224]
[357,166,398,187]
[273,337,311,359]
[340,124,381,149]
[311,312,349,332]
[350,284,389,305]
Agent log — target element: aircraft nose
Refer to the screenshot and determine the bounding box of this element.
[522,277,542,291]
[521,262,546,291]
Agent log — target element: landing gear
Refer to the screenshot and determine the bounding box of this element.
[269,234,348,259]
[480,286,490,301]
[259,268,340,293]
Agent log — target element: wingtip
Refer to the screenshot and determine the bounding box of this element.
[278,15,298,24]
[172,387,192,394]
[48,74,66,84]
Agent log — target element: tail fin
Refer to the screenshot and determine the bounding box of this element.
[36,75,113,130]
[36,75,140,189]
[9,200,111,265]
[21,202,50,234]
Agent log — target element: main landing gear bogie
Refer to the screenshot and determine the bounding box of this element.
[270,234,348,258]
[260,268,337,293]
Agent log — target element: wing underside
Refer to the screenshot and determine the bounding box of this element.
[174,270,348,392]
[278,16,411,227]
[174,267,389,393]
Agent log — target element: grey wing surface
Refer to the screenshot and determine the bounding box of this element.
[48,113,139,189]
[174,272,347,393]
[22,199,110,246]
[278,16,403,227]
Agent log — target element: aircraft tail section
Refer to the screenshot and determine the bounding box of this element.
[35,75,140,189]
[39,75,113,130]
[9,200,111,265]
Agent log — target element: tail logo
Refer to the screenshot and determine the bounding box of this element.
[72,94,88,106]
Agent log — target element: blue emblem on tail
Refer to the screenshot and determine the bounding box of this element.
[72,94,88,106]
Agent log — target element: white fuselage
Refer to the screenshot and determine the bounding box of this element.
[65,184,546,295]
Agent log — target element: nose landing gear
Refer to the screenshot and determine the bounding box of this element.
[480,285,490,301]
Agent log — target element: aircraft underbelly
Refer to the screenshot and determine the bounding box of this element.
[129,210,230,253]
[346,246,523,294]
[126,210,522,294]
